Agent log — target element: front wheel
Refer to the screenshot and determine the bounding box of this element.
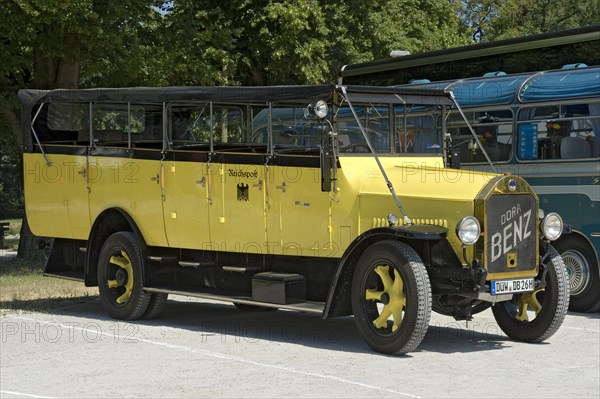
[492,244,569,342]
[98,231,151,320]
[351,240,431,355]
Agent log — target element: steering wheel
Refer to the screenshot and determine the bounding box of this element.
[340,143,371,153]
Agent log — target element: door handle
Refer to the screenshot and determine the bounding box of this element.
[276,182,286,192]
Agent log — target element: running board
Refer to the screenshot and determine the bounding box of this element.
[144,287,325,314]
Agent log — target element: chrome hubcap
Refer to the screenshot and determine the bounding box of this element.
[562,249,591,296]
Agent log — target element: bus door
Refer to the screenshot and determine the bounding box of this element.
[204,105,267,254]
[24,102,91,239]
[266,157,331,257]
[88,102,168,247]
[206,156,267,254]
[162,154,211,249]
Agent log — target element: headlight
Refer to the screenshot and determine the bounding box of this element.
[456,216,481,245]
[306,100,329,119]
[542,212,563,241]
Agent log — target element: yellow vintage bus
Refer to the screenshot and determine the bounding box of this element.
[18,85,569,354]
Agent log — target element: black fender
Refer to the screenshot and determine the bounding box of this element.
[84,208,147,287]
[323,225,447,319]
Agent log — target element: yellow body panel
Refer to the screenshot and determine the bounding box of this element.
[23,152,90,239]
[267,163,331,256]
[24,151,536,278]
[206,162,267,253]
[87,153,169,247]
[162,158,210,249]
[335,155,494,258]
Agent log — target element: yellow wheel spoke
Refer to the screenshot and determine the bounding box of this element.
[108,250,134,305]
[392,269,404,292]
[365,289,383,301]
[369,265,406,332]
[107,279,119,289]
[390,297,406,332]
[120,250,131,264]
[116,290,132,304]
[372,305,392,329]
[529,289,543,315]
[109,255,128,269]
[374,265,393,291]
[515,288,544,321]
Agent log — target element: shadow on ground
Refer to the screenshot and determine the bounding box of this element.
[1,295,513,356]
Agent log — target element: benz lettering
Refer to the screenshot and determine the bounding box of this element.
[491,208,532,262]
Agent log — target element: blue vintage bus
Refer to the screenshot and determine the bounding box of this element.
[338,27,600,312]
[348,66,600,312]
[428,66,599,313]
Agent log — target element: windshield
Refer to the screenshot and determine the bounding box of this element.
[334,104,442,154]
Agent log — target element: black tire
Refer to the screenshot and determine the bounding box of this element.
[351,240,431,355]
[143,293,169,319]
[492,244,569,342]
[98,232,151,320]
[554,235,600,312]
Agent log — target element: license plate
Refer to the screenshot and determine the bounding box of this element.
[491,278,535,295]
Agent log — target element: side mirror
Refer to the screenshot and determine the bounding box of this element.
[449,148,461,169]
[320,146,333,192]
[445,133,461,169]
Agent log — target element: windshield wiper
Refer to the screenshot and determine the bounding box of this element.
[448,92,497,173]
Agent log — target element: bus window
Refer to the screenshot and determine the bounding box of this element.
[33,102,89,144]
[169,104,210,145]
[212,106,244,145]
[251,104,333,150]
[447,109,513,163]
[518,102,600,160]
[397,114,440,154]
[92,103,145,146]
[335,104,390,153]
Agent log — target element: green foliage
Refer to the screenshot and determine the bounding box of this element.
[158,0,468,85]
[461,0,600,42]
[0,134,22,219]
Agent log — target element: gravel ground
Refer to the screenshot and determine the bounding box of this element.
[1,295,598,398]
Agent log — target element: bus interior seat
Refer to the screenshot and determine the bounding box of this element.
[590,138,600,158]
[78,129,90,142]
[560,137,591,159]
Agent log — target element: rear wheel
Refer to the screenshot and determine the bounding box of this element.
[98,232,151,320]
[351,241,431,355]
[492,244,569,342]
[554,235,600,312]
[143,293,169,319]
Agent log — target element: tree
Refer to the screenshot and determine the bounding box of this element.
[461,0,600,42]
[160,0,468,86]
[0,0,164,260]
